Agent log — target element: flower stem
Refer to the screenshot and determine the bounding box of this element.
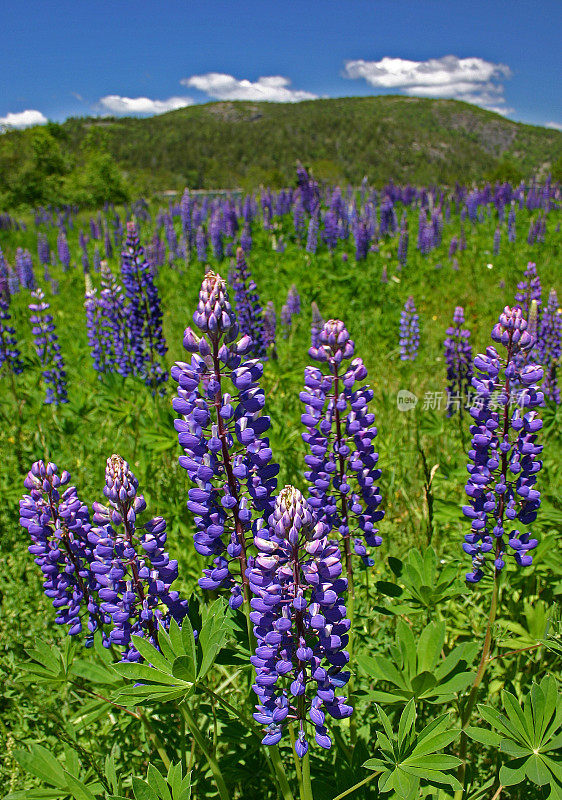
[332,772,378,800]
[180,704,231,800]
[454,570,499,799]
[301,752,314,800]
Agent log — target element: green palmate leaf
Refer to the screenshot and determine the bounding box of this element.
[171,655,196,683]
[71,658,121,686]
[405,755,462,770]
[500,739,532,758]
[112,661,179,685]
[410,671,437,698]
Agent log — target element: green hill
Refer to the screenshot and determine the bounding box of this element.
[1,96,562,207]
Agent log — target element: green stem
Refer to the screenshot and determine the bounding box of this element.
[331,772,378,800]
[288,724,303,797]
[301,752,313,800]
[269,745,295,800]
[454,571,499,799]
[181,704,231,800]
[138,710,172,770]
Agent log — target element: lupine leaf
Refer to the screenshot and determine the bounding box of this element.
[129,636,172,674]
[132,777,159,800]
[525,754,552,786]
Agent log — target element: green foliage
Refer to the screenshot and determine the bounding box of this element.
[362,700,462,798]
[357,620,477,705]
[471,676,562,797]
[377,547,464,614]
[131,763,191,800]
[1,96,561,207]
[113,599,233,705]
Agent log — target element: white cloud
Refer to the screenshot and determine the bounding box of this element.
[343,55,513,113]
[546,121,562,131]
[0,109,48,129]
[99,95,194,115]
[181,73,317,103]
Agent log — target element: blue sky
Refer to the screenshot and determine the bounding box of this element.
[1,0,560,130]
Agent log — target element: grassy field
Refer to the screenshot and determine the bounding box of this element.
[1,190,561,799]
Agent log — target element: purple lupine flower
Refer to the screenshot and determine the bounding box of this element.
[507,207,516,243]
[463,306,544,582]
[322,211,339,252]
[397,215,408,268]
[459,225,467,251]
[17,248,36,290]
[88,454,189,660]
[293,196,305,241]
[20,461,103,641]
[493,226,501,255]
[538,289,561,403]
[209,210,224,260]
[171,271,279,610]
[164,214,179,259]
[29,288,68,404]
[0,297,24,375]
[306,213,319,255]
[57,232,71,271]
[84,289,108,374]
[399,297,420,361]
[0,247,8,301]
[196,226,207,263]
[263,301,277,357]
[231,247,267,359]
[249,486,351,755]
[515,262,542,320]
[93,246,101,273]
[287,285,301,317]
[443,306,472,415]
[296,162,319,214]
[353,221,370,261]
[120,222,168,390]
[37,233,50,265]
[448,237,458,259]
[99,262,130,377]
[301,320,384,569]
[310,302,324,349]
[104,226,113,260]
[240,224,253,253]
[8,267,19,295]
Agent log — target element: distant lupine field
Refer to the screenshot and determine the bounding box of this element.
[1,167,562,800]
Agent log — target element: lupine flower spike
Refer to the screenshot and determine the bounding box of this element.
[29,288,68,404]
[399,296,420,361]
[171,271,279,611]
[249,486,351,756]
[89,455,189,660]
[443,306,473,415]
[463,306,544,582]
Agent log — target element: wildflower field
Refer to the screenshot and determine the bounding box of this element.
[1,173,561,800]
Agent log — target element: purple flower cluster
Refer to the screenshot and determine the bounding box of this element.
[29,288,68,404]
[57,232,71,271]
[538,289,561,403]
[121,222,168,390]
[171,272,279,609]
[399,296,420,361]
[20,462,102,639]
[20,457,188,659]
[515,262,542,319]
[301,320,384,568]
[310,302,324,349]
[16,248,36,290]
[231,247,267,359]
[443,306,472,414]
[249,486,351,756]
[263,301,277,356]
[463,306,544,583]
[0,297,24,375]
[89,455,189,660]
